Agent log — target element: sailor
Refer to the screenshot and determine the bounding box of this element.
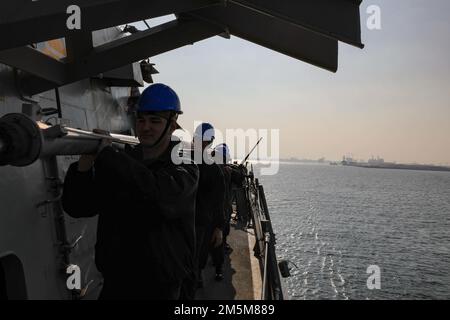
[62,83,199,300]
[192,123,226,285]
[212,143,233,254]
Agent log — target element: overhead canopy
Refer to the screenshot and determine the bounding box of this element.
[223,0,363,47]
[0,0,363,95]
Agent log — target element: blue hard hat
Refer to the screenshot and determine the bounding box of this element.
[194,122,215,142]
[137,83,182,114]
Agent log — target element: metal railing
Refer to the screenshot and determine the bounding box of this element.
[241,164,284,300]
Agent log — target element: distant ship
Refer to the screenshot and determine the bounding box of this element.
[341,156,450,172]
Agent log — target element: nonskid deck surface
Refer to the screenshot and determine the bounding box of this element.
[195,219,262,300]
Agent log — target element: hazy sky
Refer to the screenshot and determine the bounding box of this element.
[138,0,450,164]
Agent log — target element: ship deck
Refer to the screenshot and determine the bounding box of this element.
[195,218,262,300]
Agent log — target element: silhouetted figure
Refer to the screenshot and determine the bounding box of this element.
[62,84,198,300]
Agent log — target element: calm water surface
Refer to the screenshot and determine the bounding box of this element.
[257,163,450,299]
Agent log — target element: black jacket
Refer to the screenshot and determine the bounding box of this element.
[218,165,233,213]
[192,152,225,231]
[62,141,199,283]
[218,164,245,219]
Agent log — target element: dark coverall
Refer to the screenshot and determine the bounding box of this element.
[196,161,226,271]
[181,153,225,299]
[62,141,199,300]
[218,165,233,244]
[219,164,246,244]
[230,165,248,224]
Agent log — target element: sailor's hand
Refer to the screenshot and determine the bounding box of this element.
[211,228,223,248]
[93,128,113,154]
[77,129,111,172]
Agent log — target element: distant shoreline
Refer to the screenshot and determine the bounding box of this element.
[342,162,450,173]
[240,159,450,172]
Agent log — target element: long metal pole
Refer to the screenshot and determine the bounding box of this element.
[240,137,263,165]
[0,113,140,166]
[61,127,139,145]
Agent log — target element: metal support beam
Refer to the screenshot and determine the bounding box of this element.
[0,47,67,84]
[20,77,60,97]
[0,0,220,51]
[68,18,224,82]
[0,0,119,23]
[21,18,224,95]
[65,31,94,63]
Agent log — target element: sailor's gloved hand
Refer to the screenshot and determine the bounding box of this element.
[211,228,223,248]
[77,128,112,172]
[93,128,113,154]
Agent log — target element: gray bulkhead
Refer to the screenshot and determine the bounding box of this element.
[0,28,138,299]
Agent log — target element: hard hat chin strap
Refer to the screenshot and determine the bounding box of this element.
[141,113,176,149]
